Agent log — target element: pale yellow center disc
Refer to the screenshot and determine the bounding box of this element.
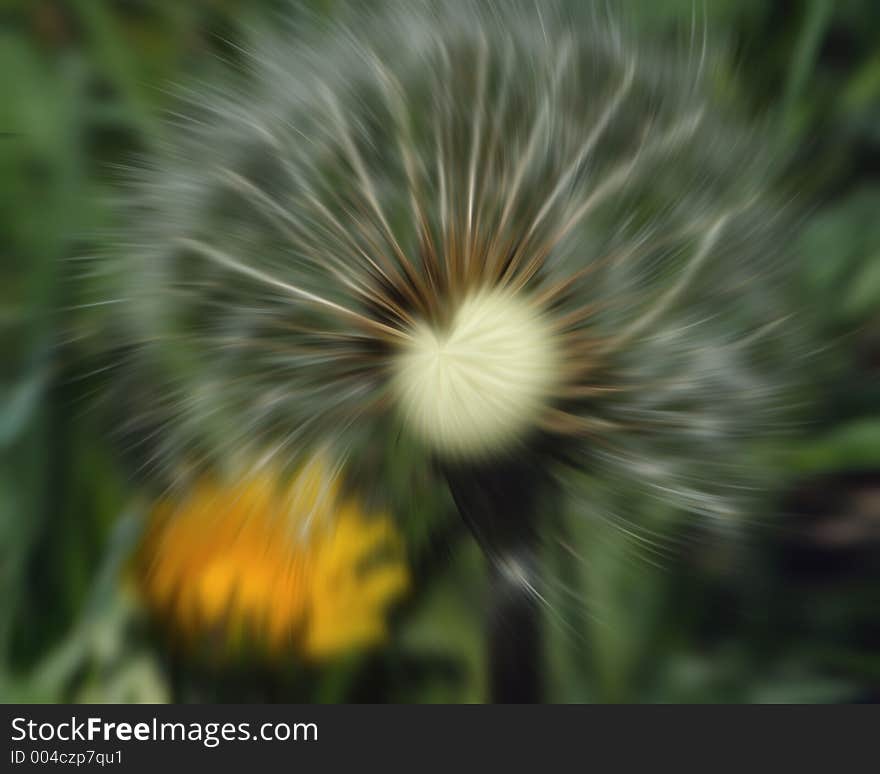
[391,287,561,458]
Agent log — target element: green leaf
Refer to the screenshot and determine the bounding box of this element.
[789,418,880,472]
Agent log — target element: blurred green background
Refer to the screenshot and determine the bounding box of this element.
[1,0,879,703]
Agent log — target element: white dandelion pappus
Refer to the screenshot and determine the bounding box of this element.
[107,1,796,547]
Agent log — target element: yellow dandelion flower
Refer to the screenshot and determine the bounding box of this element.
[137,455,410,661]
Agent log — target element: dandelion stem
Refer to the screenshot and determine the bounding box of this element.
[444,457,552,703]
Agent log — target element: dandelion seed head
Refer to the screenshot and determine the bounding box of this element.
[96,0,801,552]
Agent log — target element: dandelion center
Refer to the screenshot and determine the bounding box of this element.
[391,287,561,458]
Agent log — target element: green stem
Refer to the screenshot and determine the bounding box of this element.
[778,0,832,146]
[444,456,550,703]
